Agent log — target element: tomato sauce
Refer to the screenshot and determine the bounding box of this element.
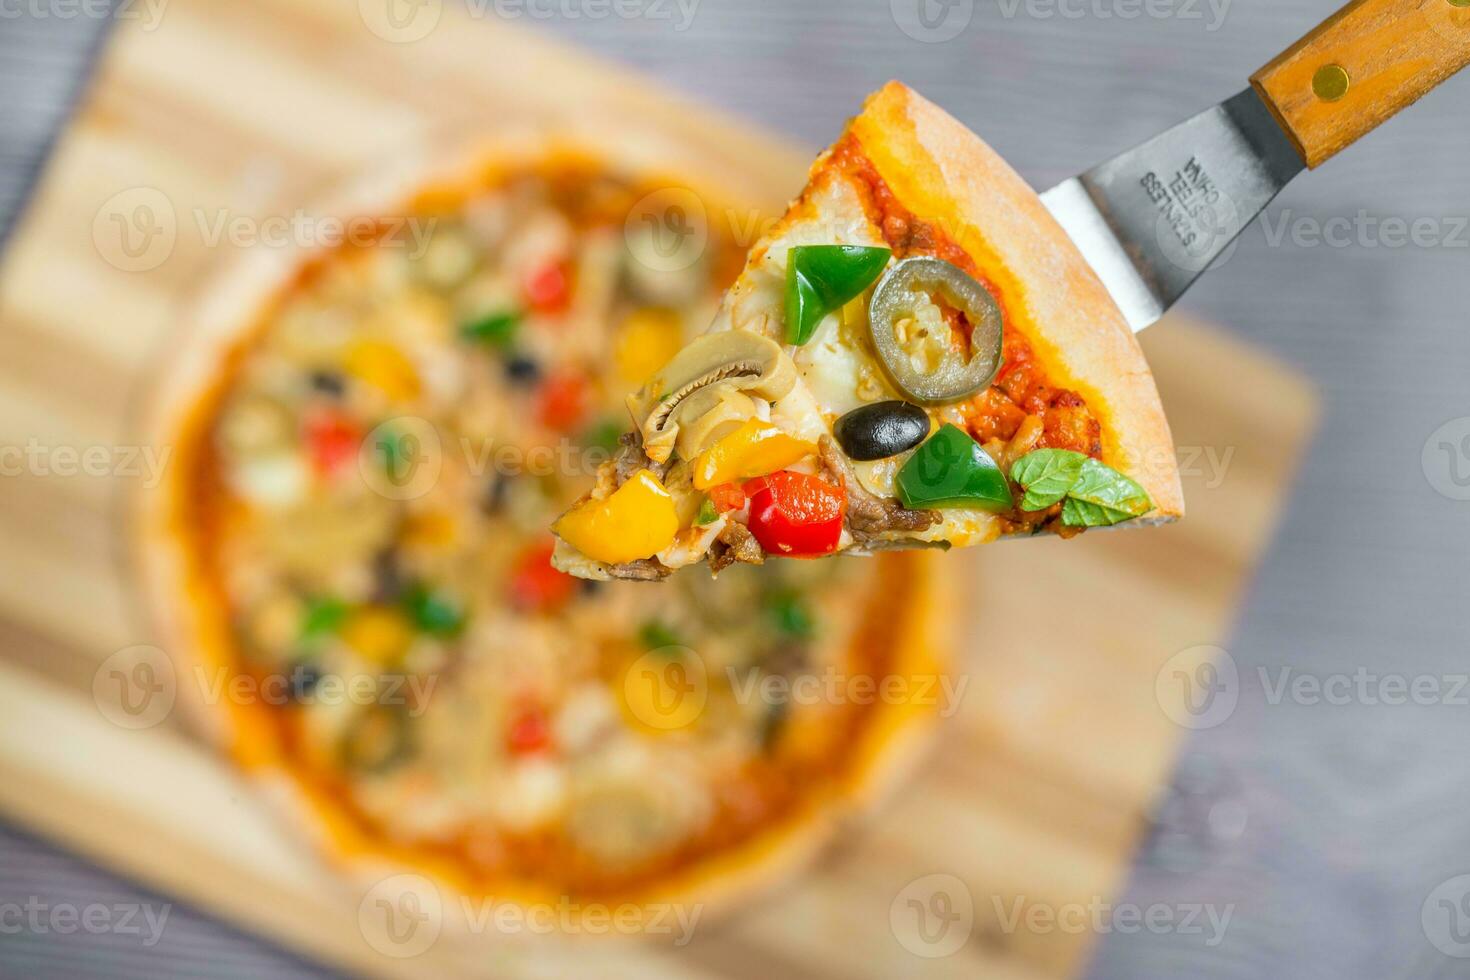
[829,136,1102,460]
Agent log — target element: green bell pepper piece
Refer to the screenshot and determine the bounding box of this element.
[403,585,465,636]
[896,423,1014,511]
[300,596,348,641]
[638,619,685,652]
[784,245,891,346]
[460,309,521,348]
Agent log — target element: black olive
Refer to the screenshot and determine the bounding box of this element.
[370,549,405,602]
[309,370,345,397]
[288,661,324,701]
[481,473,512,514]
[504,355,541,385]
[759,697,789,752]
[833,400,931,461]
[340,706,413,773]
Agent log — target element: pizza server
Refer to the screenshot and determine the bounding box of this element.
[1042,0,1470,332]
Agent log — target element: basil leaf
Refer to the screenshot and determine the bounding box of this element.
[1010,448,1087,511]
[403,585,465,636]
[461,310,520,348]
[1059,458,1152,527]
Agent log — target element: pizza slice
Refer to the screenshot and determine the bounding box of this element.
[553,81,1182,580]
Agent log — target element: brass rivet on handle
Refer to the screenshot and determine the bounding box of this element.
[1312,64,1351,102]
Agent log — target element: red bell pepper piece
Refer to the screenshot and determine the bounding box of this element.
[524,259,571,315]
[536,370,588,433]
[743,471,846,557]
[707,482,746,514]
[506,703,553,755]
[508,541,576,612]
[303,411,360,478]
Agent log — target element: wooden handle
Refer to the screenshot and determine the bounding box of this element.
[1251,0,1470,168]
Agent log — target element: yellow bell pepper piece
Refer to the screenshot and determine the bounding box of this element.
[401,509,457,549]
[340,607,414,666]
[553,469,680,565]
[345,340,420,402]
[692,418,814,490]
[615,307,684,384]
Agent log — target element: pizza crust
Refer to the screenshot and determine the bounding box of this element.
[845,82,1183,522]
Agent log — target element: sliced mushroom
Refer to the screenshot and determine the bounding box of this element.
[628,331,797,464]
[672,385,758,460]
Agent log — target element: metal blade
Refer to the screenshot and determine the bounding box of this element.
[1041,88,1304,332]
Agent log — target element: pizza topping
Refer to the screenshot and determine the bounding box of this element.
[505,703,554,755]
[628,330,798,465]
[692,418,815,489]
[340,606,415,666]
[833,400,930,461]
[706,482,746,514]
[743,471,846,557]
[344,340,421,403]
[783,245,891,346]
[817,436,939,536]
[708,518,765,574]
[603,557,671,581]
[670,385,760,462]
[1009,447,1087,511]
[341,705,412,773]
[402,584,466,636]
[869,257,1004,406]
[896,423,1014,511]
[614,307,684,384]
[611,430,666,486]
[535,369,589,433]
[503,353,541,385]
[508,541,578,612]
[523,257,572,315]
[552,469,681,566]
[461,308,520,348]
[300,595,349,641]
[1010,448,1153,527]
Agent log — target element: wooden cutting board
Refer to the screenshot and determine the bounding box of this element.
[0,0,1317,977]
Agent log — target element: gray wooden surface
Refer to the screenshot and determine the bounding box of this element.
[4,1,1470,977]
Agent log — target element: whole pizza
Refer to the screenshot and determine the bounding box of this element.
[141,134,946,930]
